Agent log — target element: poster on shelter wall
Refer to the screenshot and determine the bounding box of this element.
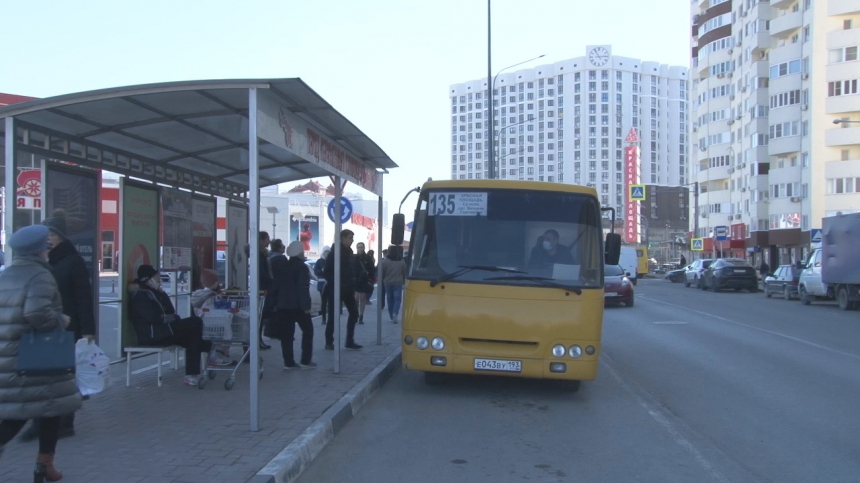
[160,188,193,272]
[120,181,159,348]
[192,197,216,291]
[226,202,249,290]
[290,214,319,258]
[45,167,98,278]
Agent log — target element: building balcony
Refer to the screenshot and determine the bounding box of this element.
[709,164,731,180]
[769,42,803,64]
[825,95,860,115]
[769,136,803,157]
[772,0,796,9]
[829,0,860,16]
[750,31,774,55]
[770,11,803,39]
[827,29,860,51]
[826,126,860,147]
[825,158,860,178]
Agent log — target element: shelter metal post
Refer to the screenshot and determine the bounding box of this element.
[376,176,383,345]
[248,88,260,432]
[334,177,342,374]
[4,117,14,260]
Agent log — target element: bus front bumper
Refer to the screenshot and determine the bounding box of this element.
[402,350,598,381]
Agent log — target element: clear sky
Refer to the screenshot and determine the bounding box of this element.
[1,0,690,223]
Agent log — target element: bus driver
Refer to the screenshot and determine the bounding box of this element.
[528,229,575,269]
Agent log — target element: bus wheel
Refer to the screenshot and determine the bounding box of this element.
[557,380,581,392]
[424,371,446,386]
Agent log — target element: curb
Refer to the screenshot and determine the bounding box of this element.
[248,347,402,483]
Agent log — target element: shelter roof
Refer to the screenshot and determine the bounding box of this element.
[0,79,395,198]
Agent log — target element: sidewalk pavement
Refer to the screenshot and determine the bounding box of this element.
[0,306,402,483]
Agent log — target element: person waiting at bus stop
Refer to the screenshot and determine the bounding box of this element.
[129,265,230,386]
[324,229,362,351]
[271,241,316,369]
[528,229,575,269]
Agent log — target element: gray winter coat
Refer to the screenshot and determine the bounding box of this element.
[0,255,82,420]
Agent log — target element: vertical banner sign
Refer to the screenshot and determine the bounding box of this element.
[45,167,98,276]
[624,128,641,243]
[226,202,249,290]
[161,188,193,271]
[191,197,216,291]
[120,182,159,348]
[45,166,99,340]
[290,214,320,258]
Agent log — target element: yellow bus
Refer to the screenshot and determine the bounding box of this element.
[636,247,649,278]
[391,180,620,392]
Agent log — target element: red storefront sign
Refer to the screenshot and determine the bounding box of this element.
[624,144,640,243]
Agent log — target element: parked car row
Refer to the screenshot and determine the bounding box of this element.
[667,258,759,293]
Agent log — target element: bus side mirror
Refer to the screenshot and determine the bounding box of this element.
[391,213,405,245]
[605,233,621,265]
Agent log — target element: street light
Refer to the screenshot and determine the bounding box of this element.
[488,54,546,180]
[266,206,280,239]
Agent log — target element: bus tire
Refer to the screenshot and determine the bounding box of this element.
[424,371,446,386]
[557,380,581,392]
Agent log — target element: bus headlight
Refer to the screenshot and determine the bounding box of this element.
[552,344,566,358]
[431,337,445,351]
[416,337,429,350]
[568,345,583,359]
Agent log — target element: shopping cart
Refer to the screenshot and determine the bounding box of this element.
[200,291,265,390]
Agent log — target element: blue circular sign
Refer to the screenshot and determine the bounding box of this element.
[327,197,353,224]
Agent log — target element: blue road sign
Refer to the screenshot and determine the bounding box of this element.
[714,225,728,241]
[810,228,822,244]
[691,238,704,251]
[629,184,646,201]
[327,197,353,224]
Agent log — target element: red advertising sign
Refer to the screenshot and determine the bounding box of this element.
[624,146,640,243]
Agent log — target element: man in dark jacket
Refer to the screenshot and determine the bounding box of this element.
[128,265,224,386]
[21,211,95,440]
[314,246,330,324]
[271,241,316,369]
[324,230,362,350]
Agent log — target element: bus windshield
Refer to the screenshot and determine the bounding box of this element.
[409,188,604,289]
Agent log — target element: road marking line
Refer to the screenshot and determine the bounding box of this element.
[602,353,731,483]
[639,295,860,362]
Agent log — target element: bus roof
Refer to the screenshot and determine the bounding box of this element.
[421,179,598,197]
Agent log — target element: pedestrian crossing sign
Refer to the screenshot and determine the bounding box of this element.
[691,238,704,251]
[629,184,646,201]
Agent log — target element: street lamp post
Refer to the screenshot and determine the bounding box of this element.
[266,206,280,239]
[487,53,546,179]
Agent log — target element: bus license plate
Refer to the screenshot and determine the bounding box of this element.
[474,359,522,372]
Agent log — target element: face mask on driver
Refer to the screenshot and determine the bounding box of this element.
[542,240,553,251]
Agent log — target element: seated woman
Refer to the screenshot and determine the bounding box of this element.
[128,265,229,387]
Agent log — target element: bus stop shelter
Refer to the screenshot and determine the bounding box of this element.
[0,78,397,431]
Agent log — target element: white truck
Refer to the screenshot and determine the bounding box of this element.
[799,213,860,310]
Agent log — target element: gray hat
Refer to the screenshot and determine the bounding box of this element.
[42,210,68,239]
[286,241,304,258]
[8,225,50,257]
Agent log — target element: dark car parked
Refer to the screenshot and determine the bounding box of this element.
[701,258,759,292]
[604,264,634,307]
[763,264,803,300]
[665,265,688,283]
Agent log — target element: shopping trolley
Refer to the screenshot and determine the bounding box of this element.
[200,291,266,390]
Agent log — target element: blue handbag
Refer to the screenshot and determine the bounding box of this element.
[15,326,77,377]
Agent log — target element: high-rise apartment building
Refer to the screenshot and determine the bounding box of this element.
[690,0,860,266]
[449,46,689,217]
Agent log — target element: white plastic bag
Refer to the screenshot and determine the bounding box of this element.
[75,339,111,396]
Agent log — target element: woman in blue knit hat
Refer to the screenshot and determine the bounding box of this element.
[0,224,81,482]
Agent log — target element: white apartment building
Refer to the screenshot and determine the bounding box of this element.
[691,0,860,266]
[449,46,689,215]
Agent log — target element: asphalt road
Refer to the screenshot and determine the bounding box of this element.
[296,278,860,483]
